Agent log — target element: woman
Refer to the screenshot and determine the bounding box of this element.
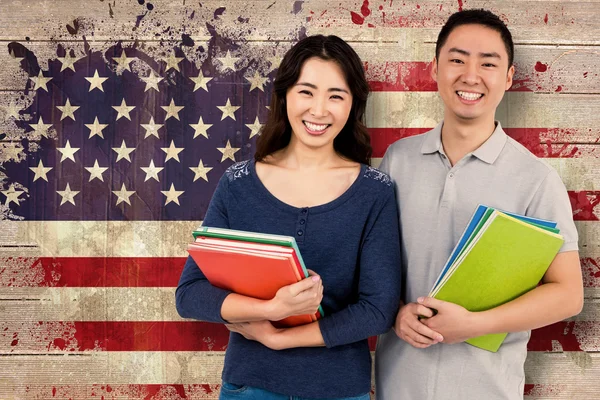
[176,35,401,400]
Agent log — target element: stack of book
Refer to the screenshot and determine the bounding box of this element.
[429,205,564,352]
[187,226,324,327]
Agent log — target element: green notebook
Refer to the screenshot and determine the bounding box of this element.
[429,210,564,352]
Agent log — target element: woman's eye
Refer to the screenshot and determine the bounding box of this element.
[330,95,344,100]
[299,90,312,95]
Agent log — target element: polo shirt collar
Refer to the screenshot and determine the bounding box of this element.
[420,121,508,164]
[420,122,443,155]
[472,122,508,164]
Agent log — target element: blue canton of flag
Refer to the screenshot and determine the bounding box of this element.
[3,41,277,221]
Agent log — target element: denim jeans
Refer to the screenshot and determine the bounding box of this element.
[219,381,371,400]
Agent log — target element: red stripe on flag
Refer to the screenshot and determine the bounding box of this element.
[366,62,437,92]
[524,384,566,397]
[3,255,600,288]
[11,383,553,398]
[16,384,220,399]
[365,62,549,92]
[370,127,596,157]
[5,321,230,352]
[4,320,593,353]
[582,257,600,288]
[570,192,600,221]
[368,128,431,154]
[528,321,584,352]
[1,257,185,287]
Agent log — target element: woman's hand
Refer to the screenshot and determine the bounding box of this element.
[265,269,323,321]
[226,320,285,350]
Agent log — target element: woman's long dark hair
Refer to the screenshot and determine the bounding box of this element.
[254,35,372,165]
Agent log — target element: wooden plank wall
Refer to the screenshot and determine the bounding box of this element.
[0,1,598,399]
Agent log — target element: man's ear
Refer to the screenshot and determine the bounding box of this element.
[506,64,515,90]
[430,57,438,82]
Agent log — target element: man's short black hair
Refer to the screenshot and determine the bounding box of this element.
[435,9,514,68]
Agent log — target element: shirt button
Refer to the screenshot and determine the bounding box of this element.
[297,230,304,236]
[449,173,454,178]
[299,219,305,225]
[301,208,307,214]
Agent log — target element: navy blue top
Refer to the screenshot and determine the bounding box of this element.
[176,159,402,398]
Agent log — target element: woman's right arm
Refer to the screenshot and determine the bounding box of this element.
[175,174,234,323]
[175,172,322,323]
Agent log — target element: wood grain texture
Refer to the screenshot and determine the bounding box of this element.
[0,1,598,398]
[307,0,600,44]
[365,92,600,129]
[2,43,599,94]
[2,352,599,397]
[4,287,600,325]
[0,219,598,258]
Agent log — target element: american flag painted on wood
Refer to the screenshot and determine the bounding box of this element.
[0,1,598,398]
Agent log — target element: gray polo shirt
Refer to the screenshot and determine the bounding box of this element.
[375,121,578,400]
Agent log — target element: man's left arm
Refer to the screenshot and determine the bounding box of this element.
[420,250,583,343]
[421,167,583,343]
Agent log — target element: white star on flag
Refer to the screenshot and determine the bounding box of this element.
[57,54,82,72]
[29,160,53,182]
[85,69,108,92]
[246,71,268,92]
[113,51,136,72]
[190,159,213,182]
[1,184,24,207]
[141,160,164,182]
[57,140,79,163]
[28,116,53,138]
[30,70,52,91]
[163,53,184,72]
[57,183,79,206]
[85,117,109,139]
[161,140,184,163]
[161,99,184,121]
[246,116,263,138]
[112,140,135,162]
[112,99,136,121]
[142,70,163,92]
[217,98,240,121]
[217,140,240,162]
[112,183,135,206]
[216,50,240,72]
[190,116,212,139]
[56,98,80,121]
[190,71,213,92]
[140,117,163,139]
[161,183,185,206]
[85,160,108,182]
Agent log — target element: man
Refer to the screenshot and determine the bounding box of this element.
[375,9,583,400]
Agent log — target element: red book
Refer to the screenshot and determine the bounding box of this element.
[188,235,320,327]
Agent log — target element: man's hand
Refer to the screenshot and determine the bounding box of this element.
[418,297,477,344]
[393,301,444,348]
